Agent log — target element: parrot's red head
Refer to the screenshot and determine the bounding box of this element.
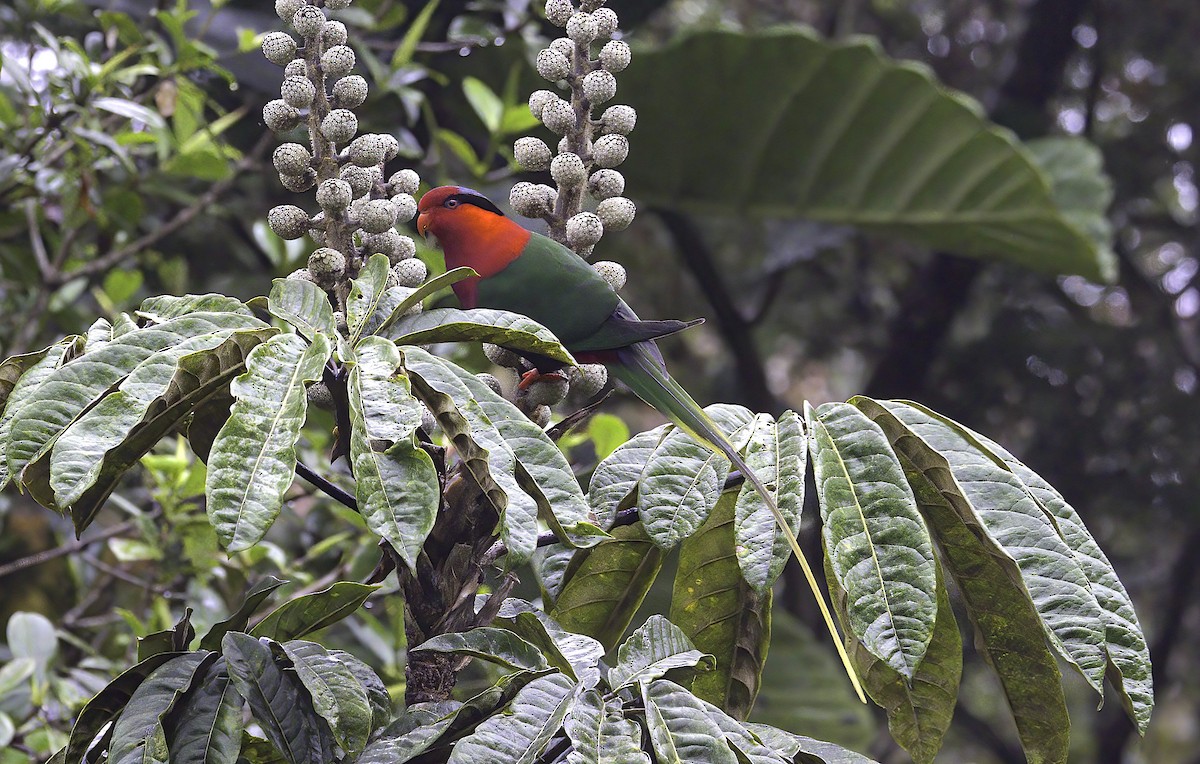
[416,185,506,240]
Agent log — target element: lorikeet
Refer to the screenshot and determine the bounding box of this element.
[416,185,862,697]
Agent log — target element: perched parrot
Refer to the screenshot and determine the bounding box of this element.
[415,185,861,696]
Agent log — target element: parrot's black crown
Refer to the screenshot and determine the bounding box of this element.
[449,187,505,217]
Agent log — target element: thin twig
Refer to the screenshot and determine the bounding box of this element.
[0,519,139,580]
[296,460,358,511]
[24,200,52,279]
[80,553,182,598]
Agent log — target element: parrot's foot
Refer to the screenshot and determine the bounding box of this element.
[518,369,567,390]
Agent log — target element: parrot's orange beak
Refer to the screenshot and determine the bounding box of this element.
[416,211,431,239]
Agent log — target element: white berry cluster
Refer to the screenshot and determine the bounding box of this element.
[476,343,609,428]
[511,0,637,257]
[263,0,426,302]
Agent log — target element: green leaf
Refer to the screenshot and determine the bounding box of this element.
[642,679,738,764]
[734,411,806,594]
[359,704,459,764]
[0,712,12,750]
[587,425,669,530]
[66,653,185,763]
[551,522,666,651]
[385,308,575,366]
[1026,136,1115,270]
[281,641,372,757]
[670,491,771,720]
[447,672,575,764]
[328,650,391,734]
[391,0,440,68]
[268,279,336,343]
[108,652,216,764]
[958,425,1153,734]
[621,29,1115,281]
[855,399,1107,693]
[852,398,1069,764]
[746,724,880,764]
[500,608,604,688]
[1,345,54,409]
[199,578,289,652]
[347,338,438,569]
[586,414,629,461]
[93,96,166,128]
[641,405,756,550]
[206,333,331,551]
[412,628,551,673]
[222,634,333,764]
[463,77,503,133]
[698,697,791,764]
[249,582,379,642]
[0,657,35,697]
[0,341,79,490]
[805,402,937,679]
[137,294,253,322]
[609,615,714,690]
[374,267,479,338]
[826,555,960,764]
[347,254,392,345]
[104,269,144,305]
[6,612,57,679]
[564,690,649,764]
[164,658,245,764]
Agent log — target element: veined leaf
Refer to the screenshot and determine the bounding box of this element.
[746,724,880,764]
[347,338,438,569]
[268,279,336,343]
[66,652,185,763]
[412,628,551,673]
[199,577,289,652]
[281,640,372,757]
[328,650,391,734]
[671,492,770,720]
[622,29,1114,281]
[108,652,216,764]
[206,333,331,551]
[609,615,714,690]
[587,425,670,530]
[1026,136,1114,268]
[1,345,53,408]
[698,697,789,764]
[448,672,576,764]
[734,411,806,594]
[806,402,937,679]
[137,294,253,322]
[855,398,1107,694]
[640,405,755,550]
[853,398,1069,764]
[374,267,479,338]
[347,254,392,345]
[0,339,78,490]
[164,658,244,764]
[564,690,649,764]
[642,679,738,764]
[501,609,604,689]
[359,704,460,764]
[551,522,666,652]
[249,582,379,642]
[385,308,575,366]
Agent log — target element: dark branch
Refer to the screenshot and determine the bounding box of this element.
[296,461,358,511]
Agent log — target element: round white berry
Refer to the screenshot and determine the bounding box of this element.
[275,0,304,22]
[522,376,569,406]
[280,169,316,192]
[566,212,604,248]
[597,197,636,231]
[273,143,312,176]
[321,20,348,46]
[551,152,586,189]
[549,37,575,58]
[592,134,628,168]
[593,8,618,38]
[287,267,317,283]
[358,199,398,234]
[569,363,608,397]
[320,109,358,143]
[263,99,301,132]
[391,193,418,223]
[588,169,624,200]
[600,104,637,135]
[339,164,374,197]
[599,39,631,73]
[541,98,577,134]
[280,75,315,108]
[291,6,326,38]
[529,89,558,120]
[510,182,553,218]
[566,12,598,45]
[484,343,522,368]
[476,373,504,396]
[321,45,356,77]
[529,405,552,428]
[392,257,428,287]
[269,205,311,240]
[348,133,388,167]
[284,59,307,78]
[261,32,298,65]
[514,137,552,171]
[592,259,627,290]
[536,48,571,81]
[583,70,616,104]
[378,134,399,161]
[544,0,573,26]
[362,230,414,263]
[316,179,353,212]
[388,169,421,196]
[332,75,368,108]
[308,247,346,286]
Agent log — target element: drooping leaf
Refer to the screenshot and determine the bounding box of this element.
[0,345,52,409]
[587,425,670,530]
[267,279,336,343]
[551,522,666,651]
[66,653,185,763]
[0,340,78,491]
[347,254,392,344]
[358,704,460,764]
[249,582,379,642]
[347,338,438,569]
[108,652,216,764]
[564,690,649,764]
[642,679,738,764]
[206,333,331,551]
[671,492,770,720]
[222,633,333,764]
[609,615,714,690]
[412,629,551,673]
[1026,136,1115,268]
[621,29,1115,281]
[137,294,253,322]
[805,402,938,679]
[327,650,391,734]
[281,640,372,757]
[385,308,575,366]
[746,724,881,764]
[734,411,806,593]
[448,672,576,764]
[199,577,289,652]
[698,696,789,764]
[500,609,604,689]
[164,658,244,764]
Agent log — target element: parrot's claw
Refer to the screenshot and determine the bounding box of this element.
[518,369,567,390]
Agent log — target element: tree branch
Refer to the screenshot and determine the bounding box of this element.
[0,519,140,581]
[295,461,358,511]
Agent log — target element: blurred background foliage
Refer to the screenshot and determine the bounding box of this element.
[0,0,1196,762]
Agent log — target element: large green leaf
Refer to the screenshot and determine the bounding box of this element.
[448,672,576,764]
[267,279,336,343]
[671,492,770,720]
[164,658,244,764]
[747,724,880,764]
[206,333,331,551]
[640,405,755,550]
[358,704,461,764]
[609,615,714,691]
[622,29,1114,281]
[564,690,649,764]
[347,254,392,345]
[385,308,575,366]
[281,641,372,758]
[66,652,185,763]
[108,652,216,764]
[374,267,479,338]
[500,608,605,689]
[137,294,253,322]
[1026,136,1115,268]
[347,338,438,569]
[249,582,379,642]
[551,522,666,652]
[328,650,391,734]
[853,398,1069,764]
[856,398,1107,693]
[642,679,738,764]
[222,634,333,764]
[587,425,669,529]
[734,411,806,594]
[199,578,289,652]
[0,345,53,410]
[805,402,937,679]
[0,339,78,490]
[49,328,274,527]
[412,628,551,673]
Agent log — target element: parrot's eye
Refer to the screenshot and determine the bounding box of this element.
[444,198,459,209]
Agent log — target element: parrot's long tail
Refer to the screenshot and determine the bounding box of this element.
[608,341,865,702]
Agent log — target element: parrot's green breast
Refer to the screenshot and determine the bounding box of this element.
[476,232,619,346]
